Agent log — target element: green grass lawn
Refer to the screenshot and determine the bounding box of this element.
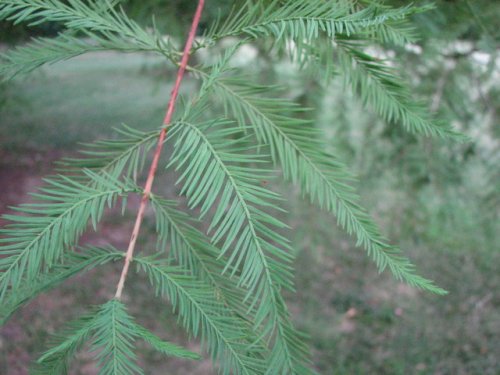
[0,51,196,150]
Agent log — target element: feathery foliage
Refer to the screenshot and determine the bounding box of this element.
[0,0,175,79]
[150,194,256,317]
[35,298,199,374]
[166,111,313,373]
[0,0,463,373]
[60,124,160,180]
[90,299,146,375]
[206,0,423,48]
[0,246,123,325]
[334,37,466,140]
[135,257,267,375]
[198,58,446,294]
[34,304,98,375]
[0,171,136,302]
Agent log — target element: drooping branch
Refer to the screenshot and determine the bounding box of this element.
[114,0,206,299]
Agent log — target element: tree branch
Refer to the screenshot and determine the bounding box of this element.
[115,0,206,299]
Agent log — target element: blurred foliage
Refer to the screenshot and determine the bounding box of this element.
[0,0,238,42]
[0,19,63,44]
[3,0,498,44]
[392,0,500,47]
[1,0,498,56]
[120,0,236,34]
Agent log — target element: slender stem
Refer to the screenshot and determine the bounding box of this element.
[115,0,206,299]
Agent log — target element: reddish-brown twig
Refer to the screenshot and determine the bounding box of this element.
[115,0,206,299]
